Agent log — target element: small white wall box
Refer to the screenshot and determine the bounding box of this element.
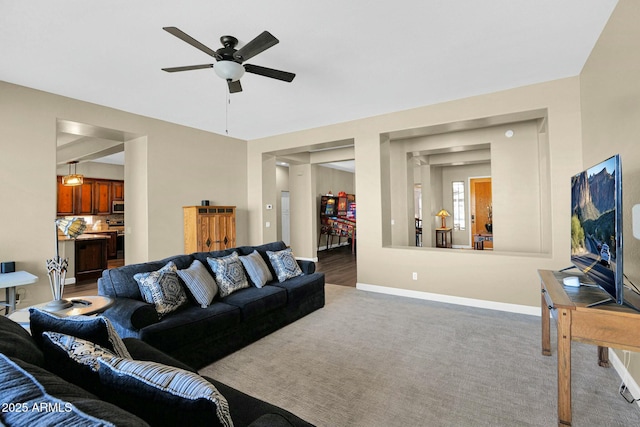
[633,204,640,239]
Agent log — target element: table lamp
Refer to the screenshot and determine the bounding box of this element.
[45,218,86,310]
[436,209,450,229]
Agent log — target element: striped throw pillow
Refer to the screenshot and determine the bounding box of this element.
[177,260,218,307]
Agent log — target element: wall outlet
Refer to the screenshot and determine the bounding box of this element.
[265,222,271,228]
[412,272,418,280]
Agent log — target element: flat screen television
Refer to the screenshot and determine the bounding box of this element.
[570,154,625,307]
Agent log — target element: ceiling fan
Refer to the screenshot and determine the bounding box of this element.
[161,27,295,93]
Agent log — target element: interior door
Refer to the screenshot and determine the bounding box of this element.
[470,177,492,248]
[281,191,290,246]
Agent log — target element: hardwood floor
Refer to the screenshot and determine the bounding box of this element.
[316,245,357,287]
[63,247,357,298]
[64,259,122,298]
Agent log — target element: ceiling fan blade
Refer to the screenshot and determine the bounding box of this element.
[228,80,243,93]
[244,64,295,82]
[233,31,279,62]
[162,64,214,73]
[163,27,222,60]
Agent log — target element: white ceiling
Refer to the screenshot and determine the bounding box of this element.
[1,1,618,141]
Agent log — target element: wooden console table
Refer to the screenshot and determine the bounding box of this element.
[539,269,640,426]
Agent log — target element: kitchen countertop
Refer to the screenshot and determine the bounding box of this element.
[58,233,110,241]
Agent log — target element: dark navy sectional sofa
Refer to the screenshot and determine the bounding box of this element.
[98,241,325,369]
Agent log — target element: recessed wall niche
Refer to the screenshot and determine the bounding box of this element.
[380,111,551,254]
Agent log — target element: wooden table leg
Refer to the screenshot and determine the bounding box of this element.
[542,291,551,356]
[557,308,572,426]
[598,346,610,368]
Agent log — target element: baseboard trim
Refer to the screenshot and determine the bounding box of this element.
[608,349,640,409]
[355,282,540,316]
[297,256,319,262]
[63,278,76,286]
[317,242,350,251]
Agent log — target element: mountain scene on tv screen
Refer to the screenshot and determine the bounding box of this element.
[571,160,617,282]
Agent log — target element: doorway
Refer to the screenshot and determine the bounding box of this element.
[470,177,492,249]
[281,191,290,246]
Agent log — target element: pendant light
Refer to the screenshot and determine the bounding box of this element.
[62,161,84,186]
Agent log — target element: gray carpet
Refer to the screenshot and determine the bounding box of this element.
[200,285,640,426]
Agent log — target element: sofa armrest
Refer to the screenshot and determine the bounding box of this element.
[296,260,315,275]
[122,338,196,373]
[204,376,314,427]
[103,297,158,332]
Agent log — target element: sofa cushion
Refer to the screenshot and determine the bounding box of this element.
[0,314,44,367]
[207,252,250,297]
[177,259,218,308]
[239,250,273,288]
[29,308,131,358]
[267,248,304,283]
[271,272,325,306]
[138,303,241,354]
[0,354,148,427]
[122,338,197,373]
[99,254,194,300]
[221,286,287,321]
[134,261,188,317]
[98,357,233,427]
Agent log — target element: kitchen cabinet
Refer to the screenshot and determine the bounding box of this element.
[183,206,236,253]
[75,181,94,215]
[74,236,108,282]
[93,180,112,215]
[57,177,75,215]
[112,181,124,201]
[57,177,124,215]
[89,230,118,259]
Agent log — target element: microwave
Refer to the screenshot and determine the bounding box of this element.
[112,200,125,213]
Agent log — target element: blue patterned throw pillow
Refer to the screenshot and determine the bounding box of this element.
[177,259,218,308]
[29,308,131,358]
[134,261,188,317]
[207,252,249,297]
[43,331,116,372]
[267,248,303,282]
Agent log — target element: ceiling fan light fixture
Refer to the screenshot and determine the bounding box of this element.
[214,60,245,81]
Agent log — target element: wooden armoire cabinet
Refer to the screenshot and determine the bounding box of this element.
[183,206,236,253]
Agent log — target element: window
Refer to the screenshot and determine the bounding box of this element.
[452,181,465,231]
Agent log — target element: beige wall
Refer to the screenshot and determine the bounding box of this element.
[579,0,640,389]
[0,81,247,306]
[248,76,583,308]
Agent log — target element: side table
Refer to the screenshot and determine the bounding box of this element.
[7,295,114,330]
[435,228,452,248]
[0,271,38,314]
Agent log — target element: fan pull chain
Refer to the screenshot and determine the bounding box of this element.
[225,90,231,135]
